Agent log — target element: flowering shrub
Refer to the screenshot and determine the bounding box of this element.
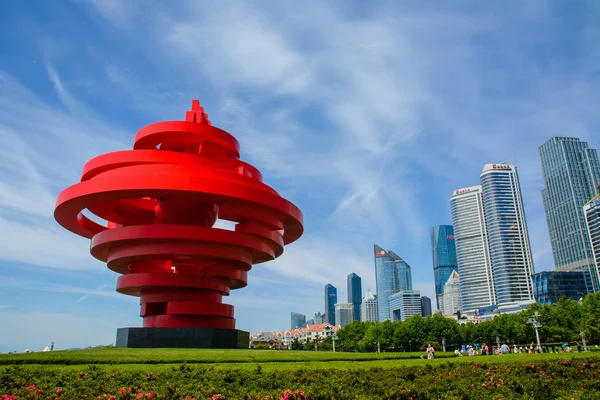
[1,356,599,399]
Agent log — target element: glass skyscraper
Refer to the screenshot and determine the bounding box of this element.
[430,225,458,310]
[585,192,600,285]
[480,164,535,306]
[450,186,496,312]
[290,312,306,329]
[374,244,413,321]
[539,137,600,291]
[347,273,362,322]
[324,284,337,325]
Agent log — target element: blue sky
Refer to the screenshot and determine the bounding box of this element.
[0,1,599,352]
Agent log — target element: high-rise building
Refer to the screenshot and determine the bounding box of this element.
[585,191,600,285]
[347,273,362,322]
[324,284,337,325]
[290,312,306,329]
[533,271,589,305]
[539,137,600,291]
[389,290,421,321]
[374,244,413,321]
[442,270,461,316]
[480,164,535,306]
[420,296,432,317]
[450,186,496,312]
[334,303,354,328]
[360,289,378,322]
[430,225,458,310]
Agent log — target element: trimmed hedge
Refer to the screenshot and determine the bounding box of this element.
[2,356,600,399]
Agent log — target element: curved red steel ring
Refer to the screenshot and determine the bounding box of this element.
[53,100,303,329]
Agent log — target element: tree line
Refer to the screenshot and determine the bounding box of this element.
[330,292,600,352]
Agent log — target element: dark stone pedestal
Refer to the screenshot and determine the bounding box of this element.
[116,327,250,349]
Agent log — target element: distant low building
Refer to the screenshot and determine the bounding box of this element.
[389,290,421,321]
[533,271,589,304]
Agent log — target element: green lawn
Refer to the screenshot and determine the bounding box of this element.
[0,347,596,369]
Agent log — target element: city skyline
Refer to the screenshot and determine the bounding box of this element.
[0,1,598,351]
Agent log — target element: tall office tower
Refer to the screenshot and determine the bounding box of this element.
[585,190,600,285]
[480,164,535,307]
[420,296,432,317]
[539,137,600,292]
[450,186,496,312]
[430,225,458,310]
[324,284,337,325]
[360,289,378,322]
[442,270,461,316]
[388,290,421,321]
[334,303,354,328]
[374,244,413,321]
[347,273,362,322]
[290,312,306,329]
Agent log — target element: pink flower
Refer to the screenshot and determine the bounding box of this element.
[56,388,63,393]
[146,393,154,399]
[27,384,36,391]
[185,397,195,400]
[109,396,116,400]
[137,394,144,399]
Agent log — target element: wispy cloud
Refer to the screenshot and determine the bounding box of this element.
[0,0,598,342]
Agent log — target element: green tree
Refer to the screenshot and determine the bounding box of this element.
[581,292,600,343]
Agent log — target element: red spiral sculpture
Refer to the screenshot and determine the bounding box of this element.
[54,100,303,330]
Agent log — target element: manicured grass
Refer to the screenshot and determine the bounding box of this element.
[0,347,456,365]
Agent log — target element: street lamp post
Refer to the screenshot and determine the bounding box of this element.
[332,336,338,353]
[527,312,543,352]
[442,337,446,353]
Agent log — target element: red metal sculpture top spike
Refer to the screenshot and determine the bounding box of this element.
[185,100,211,125]
[54,100,303,332]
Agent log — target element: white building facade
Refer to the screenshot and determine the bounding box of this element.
[450,185,496,312]
[442,270,461,316]
[480,164,535,307]
[360,289,378,322]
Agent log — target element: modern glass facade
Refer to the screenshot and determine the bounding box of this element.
[389,290,421,321]
[374,244,413,321]
[324,284,337,325]
[533,271,588,304]
[347,273,362,322]
[450,186,496,312]
[420,296,432,316]
[585,193,600,285]
[430,225,458,310]
[480,164,535,306]
[539,137,600,291]
[290,312,306,329]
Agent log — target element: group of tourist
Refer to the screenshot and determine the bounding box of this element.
[452,341,591,357]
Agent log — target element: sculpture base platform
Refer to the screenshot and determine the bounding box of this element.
[116,327,249,349]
